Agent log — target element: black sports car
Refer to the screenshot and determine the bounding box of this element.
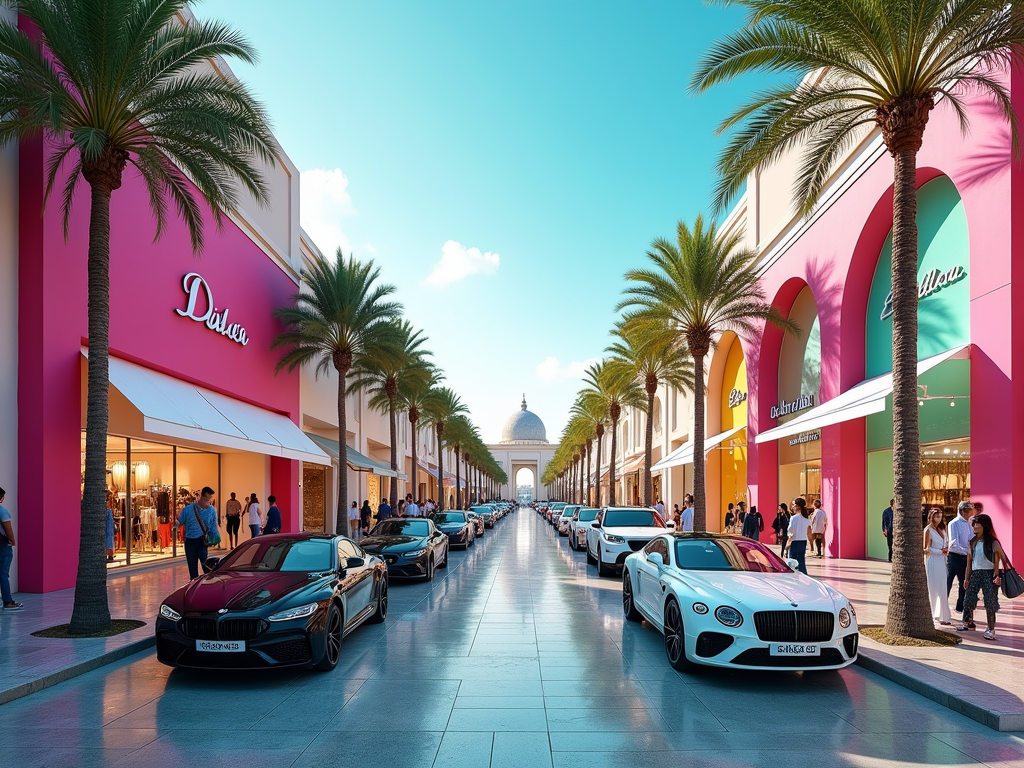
[430,511,475,549]
[360,518,449,580]
[155,533,387,672]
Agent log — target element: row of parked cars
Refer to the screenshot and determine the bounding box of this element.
[534,500,861,674]
[155,502,517,673]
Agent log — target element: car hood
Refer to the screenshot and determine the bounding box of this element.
[360,535,427,552]
[601,525,671,538]
[438,522,468,533]
[175,570,317,613]
[675,570,839,609]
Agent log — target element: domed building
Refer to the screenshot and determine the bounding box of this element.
[488,395,558,502]
[500,396,548,445]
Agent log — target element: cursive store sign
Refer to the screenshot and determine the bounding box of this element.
[789,431,821,447]
[728,389,747,408]
[175,272,249,346]
[880,265,966,321]
[770,394,814,420]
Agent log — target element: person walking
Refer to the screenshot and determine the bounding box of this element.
[366,500,381,533]
[264,496,282,534]
[955,513,1006,640]
[787,498,812,575]
[741,504,763,541]
[773,503,791,556]
[654,499,666,517]
[811,500,828,558]
[397,499,407,517]
[358,501,372,538]
[680,502,694,532]
[946,500,973,613]
[881,499,895,562]
[0,487,22,611]
[245,494,262,540]
[405,494,420,518]
[349,502,361,538]
[736,501,747,527]
[176,486,220,580]
[923,508,952,625]
[224,492,242,548]
[724,503,736,533]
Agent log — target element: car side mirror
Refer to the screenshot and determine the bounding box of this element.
[591,521,601,528]
[346,556,365,569]
[785,558,800,570]
[204,557,221,571]
[648,552,664,568]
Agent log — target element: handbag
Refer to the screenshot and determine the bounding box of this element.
[193,507,221,547]
[1000,557,1024,599]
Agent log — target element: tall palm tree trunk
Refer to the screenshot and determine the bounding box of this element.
[409,412,419,503]
[436,426,445,511]
[455,446,462,509]
[70,178,117,634]
[691,349,708,532]
[585,441,592,506]
[388,399,399,510]
[643,377,657,507]
[595,428,604,507]
[886,140,933,638]
[609,417,619,506]
[335,358,351,535]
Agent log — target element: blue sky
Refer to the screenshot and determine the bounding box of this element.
[211,0,765,442]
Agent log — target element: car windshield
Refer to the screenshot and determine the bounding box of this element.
[577,508,599,521]
[219,538,333,572]
[561,507,578,517]
[603,509,662,527]
[674,538,791,573]
[371,520,430,537]
[433,513,466,524]
[471,507,492,515]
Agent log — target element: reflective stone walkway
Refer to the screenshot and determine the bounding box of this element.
[1,510,1021,767]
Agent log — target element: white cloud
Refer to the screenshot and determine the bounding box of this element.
[535,356,598,382]
[423,240,500,286]
[300,168,356,257]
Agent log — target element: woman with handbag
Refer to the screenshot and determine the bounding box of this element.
[773,503,791,557]
[955,513,1005,640]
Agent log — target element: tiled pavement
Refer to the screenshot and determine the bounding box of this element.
[0,510,1022,767]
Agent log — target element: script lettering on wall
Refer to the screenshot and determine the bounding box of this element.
[175,272,249,346]
[880,266,966,321]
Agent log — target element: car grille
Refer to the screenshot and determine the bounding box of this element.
[731,648,846,667]
[753,611,835,642]
[157,635,189,661]
[264,638,313,664]
[178,617,267,641]
[695,632,735,658]
[627,540,648,552]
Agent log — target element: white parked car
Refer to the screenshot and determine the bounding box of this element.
[586,507,670,577]
[568,507,600,551]
[557,505,580,536]
[622,533,859,672]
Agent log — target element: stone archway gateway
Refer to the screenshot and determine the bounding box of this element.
[515,466,536,503]
[487,395,559,501]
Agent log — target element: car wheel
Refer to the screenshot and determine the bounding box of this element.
[622,572,643,622]
[439,545,449,568]
[586,541,596,565]
[369,577,388,624]
[664,598,694,672]
[568,533,576,551]
[597,546,615,578]
[424,556,434,582]
[315,603,343,671]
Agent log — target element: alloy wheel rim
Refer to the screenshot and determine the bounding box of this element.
[665,602,683,663]
[326,608,342,664]
[623,574,633,615]
[380,582,388,618]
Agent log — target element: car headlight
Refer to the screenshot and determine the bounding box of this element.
[159,604,181,621]
[839,607,852,628]
[404,548,429,558]
[715,606,743,628]
[692,602,709,615]
[268,602,320,622]
[603,533,626,544]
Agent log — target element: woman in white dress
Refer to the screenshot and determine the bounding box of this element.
[923,508,951,625]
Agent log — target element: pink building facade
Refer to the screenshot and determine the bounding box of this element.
[727,71,1023,563]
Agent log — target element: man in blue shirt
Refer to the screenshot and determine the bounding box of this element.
[264,496,282,534]
[881,499,895,563]
[0,487,22,611]
[946,500,974,614]
[176,486,219,579]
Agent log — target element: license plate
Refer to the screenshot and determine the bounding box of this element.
[769,643,820,656]
[196,640,245,653]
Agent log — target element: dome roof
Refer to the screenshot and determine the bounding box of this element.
[500,395,548,444]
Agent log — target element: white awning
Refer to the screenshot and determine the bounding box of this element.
[650,426,746,472]
[754,344,971,445]
[89,351,330,465]
[304,433,407,478]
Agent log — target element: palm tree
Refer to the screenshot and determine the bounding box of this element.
[580,360,645,506]
[690,0,1024,638]
[608,318,694,507]
[349,321,432,508]
[274,253,402,534]
[423,386,468,511]
[397,364,442,506]
[0,0,274,633]
[571,395,607,506]
[619,216,795,531]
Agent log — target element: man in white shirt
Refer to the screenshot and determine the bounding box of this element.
[405,494,420,518]
[946,501,974,613]
[680,502,694,532]
[810,500,828,558]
